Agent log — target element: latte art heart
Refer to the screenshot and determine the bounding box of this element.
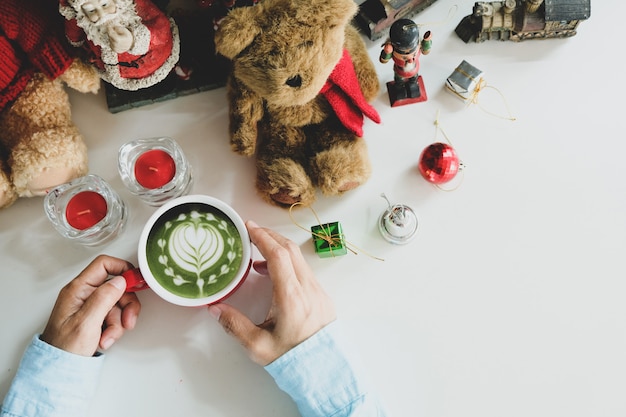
[169,221,224,275]
[146,204,244,299]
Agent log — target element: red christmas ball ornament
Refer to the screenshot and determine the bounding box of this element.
[418,142,460,184]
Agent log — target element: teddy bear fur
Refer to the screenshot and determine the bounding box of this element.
[214,0,380,207]
[0,59,100,209]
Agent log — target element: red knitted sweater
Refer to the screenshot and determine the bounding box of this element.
[0,0,75,112]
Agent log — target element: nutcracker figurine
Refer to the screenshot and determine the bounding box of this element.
[380,18,432,107]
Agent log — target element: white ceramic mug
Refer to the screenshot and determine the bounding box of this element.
[123,195,251,307]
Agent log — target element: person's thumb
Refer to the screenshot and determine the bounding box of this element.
[209,303,261,349]
[80,276,126,326]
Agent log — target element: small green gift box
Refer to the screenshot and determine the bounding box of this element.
[311,222,347,258]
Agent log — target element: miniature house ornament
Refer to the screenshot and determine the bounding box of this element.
[354,0,440,41]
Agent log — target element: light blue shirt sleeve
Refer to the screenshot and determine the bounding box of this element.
[1,335,104,417]
[265,321,388,417]
[2,324,387,417]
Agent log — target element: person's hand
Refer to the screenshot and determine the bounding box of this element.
[209,221,336,366]
[107,25,133,53]
[40,255,141,357]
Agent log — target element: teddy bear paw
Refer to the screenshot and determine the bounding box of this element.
[338,180,361,192]
[10,128,89,198]
[0,178,18,209]
[270,188,306,207]
[61,59,101,94]
[257,159,317,207]
[320,177,366,196]
[17,166,83,197]
[0,160,17,208]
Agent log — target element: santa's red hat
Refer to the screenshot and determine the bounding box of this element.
[59,0,80,19]
[59,0,87,6]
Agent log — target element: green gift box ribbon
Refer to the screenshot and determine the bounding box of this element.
[310,222,347,258]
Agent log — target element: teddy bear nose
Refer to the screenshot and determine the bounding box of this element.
[286,75,302,88]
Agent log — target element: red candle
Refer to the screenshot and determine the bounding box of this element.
[134,149,176,189]
[65,191,108,230]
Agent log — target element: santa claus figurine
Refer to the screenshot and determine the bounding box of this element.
[59,0,180,91]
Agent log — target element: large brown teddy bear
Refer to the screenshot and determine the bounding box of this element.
[0,0,100,209]
[214,0,381,207]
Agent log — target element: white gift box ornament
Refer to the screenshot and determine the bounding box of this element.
[445,60,485,103]
[445,60,516,120]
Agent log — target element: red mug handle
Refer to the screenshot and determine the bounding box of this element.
[122,268,149,292]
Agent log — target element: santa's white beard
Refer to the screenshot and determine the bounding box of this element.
[74,4,141,49]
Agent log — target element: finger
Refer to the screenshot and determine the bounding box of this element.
[248,221,298,252]
[246,222,320,301]
[247,222,313,281]
[209,303,263,350]
[99,288,141,350]
[252,260,268,276]
[75,275,127,330]
[100,306,124,350]
[247,220,314,279]
[246,222,298,286]
[74,255,134,289]
[117,292,141,330]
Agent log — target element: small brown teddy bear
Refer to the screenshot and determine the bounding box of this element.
[0,0,100,209]
[214,0,381,207]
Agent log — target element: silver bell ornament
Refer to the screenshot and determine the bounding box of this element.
[378,194,418,245]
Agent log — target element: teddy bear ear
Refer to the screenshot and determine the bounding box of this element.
[214,6,263,60]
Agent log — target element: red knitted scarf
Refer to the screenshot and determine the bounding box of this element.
[0,0,74,111]
[320,49,381,137]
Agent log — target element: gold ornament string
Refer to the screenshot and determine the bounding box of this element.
[432,111,465,192]
[448,67,516,121]
[417,5,459,29]
[288,202,384,261]
[471,82,517,121]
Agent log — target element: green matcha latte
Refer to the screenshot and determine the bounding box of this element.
[145,202,244,299]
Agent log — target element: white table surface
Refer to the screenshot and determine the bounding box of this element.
[1,1,624,416]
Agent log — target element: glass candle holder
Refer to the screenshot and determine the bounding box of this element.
[118,137,193,206]
[44,174,128,246]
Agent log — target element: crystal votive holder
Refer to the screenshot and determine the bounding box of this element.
[44,174,127,246]
[118,137,193,206]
